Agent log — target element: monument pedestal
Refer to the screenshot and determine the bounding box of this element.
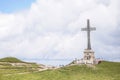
[83,49,95,64]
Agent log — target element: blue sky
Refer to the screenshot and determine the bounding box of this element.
[0,0,119,66]
[0,0,35,13]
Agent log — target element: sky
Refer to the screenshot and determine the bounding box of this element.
[0,0,120,66]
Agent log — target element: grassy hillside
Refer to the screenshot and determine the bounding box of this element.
[0,57,43,77]
[0,57,24,63]
[0,61,120,80]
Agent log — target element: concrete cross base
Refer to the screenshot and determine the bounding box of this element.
[83,49,95,64]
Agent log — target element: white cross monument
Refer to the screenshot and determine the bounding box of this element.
[81,19,96,64]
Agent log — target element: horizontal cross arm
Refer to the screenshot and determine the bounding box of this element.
[81,27,96,31]
[90,27,96,31]
[81,28,87,31]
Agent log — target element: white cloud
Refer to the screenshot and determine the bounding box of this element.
[0,0,120,65]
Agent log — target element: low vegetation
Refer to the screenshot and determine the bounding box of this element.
[0,57,42,77]
[0,57,24,63]
[0,57,120,80]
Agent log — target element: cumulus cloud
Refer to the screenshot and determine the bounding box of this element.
[0,0,120,65]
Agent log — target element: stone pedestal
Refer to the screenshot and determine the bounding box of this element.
[83,49,95,64]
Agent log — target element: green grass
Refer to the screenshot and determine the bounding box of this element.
[0,57,41,76]
[0,57,24,63]
[0,61,120,80]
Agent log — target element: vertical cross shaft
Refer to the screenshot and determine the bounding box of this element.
[81,19,96,50]
[87,19,91,50]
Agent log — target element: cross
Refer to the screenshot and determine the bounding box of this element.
[81,19,96,50]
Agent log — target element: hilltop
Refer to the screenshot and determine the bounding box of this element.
[0,57,24,63]
[0,57,120,80]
